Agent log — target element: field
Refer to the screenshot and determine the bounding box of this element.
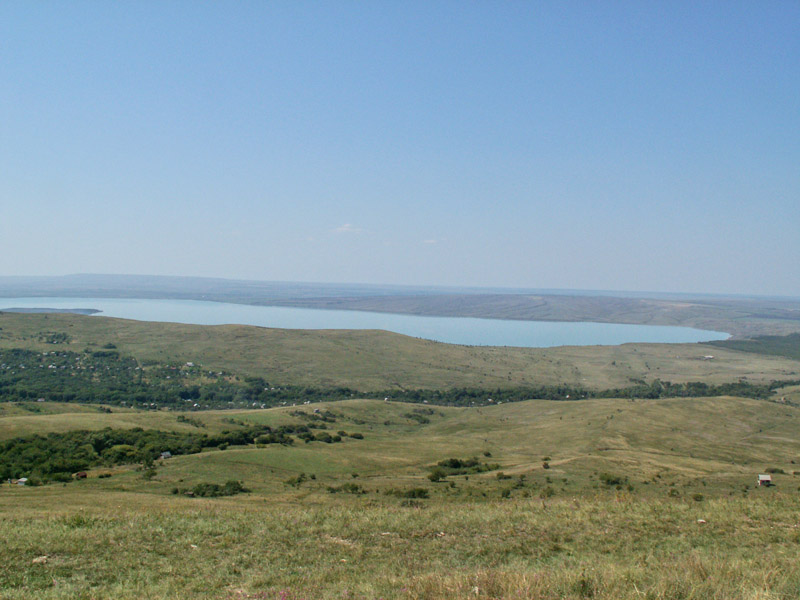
[3,394,800,599]
[3,312,800,391]
[3,311,800,599]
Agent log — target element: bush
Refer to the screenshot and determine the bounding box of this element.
[284,473,307,487]
[428,468,446,482]
[327,482,364,494]
[175,480,249,498]
[599,473,626,486]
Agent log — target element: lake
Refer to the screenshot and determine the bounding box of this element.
[0,297,729,348]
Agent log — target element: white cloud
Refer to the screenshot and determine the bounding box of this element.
[333,223,363,234]
[422,239,438,245]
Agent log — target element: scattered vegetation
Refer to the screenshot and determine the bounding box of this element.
[327,482,365,494]
[171,480,249,497]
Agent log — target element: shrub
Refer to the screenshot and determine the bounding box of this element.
[428,468,446,482]
[433,457,497,476]
[284,473,307,487]
[327,482,364,494]
[175,480,249,498]
[599,473,626,486]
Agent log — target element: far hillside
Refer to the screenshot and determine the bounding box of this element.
[2,313,799,392]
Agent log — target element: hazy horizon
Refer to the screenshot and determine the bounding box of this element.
[2,3,798,297]
[1,272,798,302]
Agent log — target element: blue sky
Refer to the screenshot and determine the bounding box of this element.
[2,2,798,296]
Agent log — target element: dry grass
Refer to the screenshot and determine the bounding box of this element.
[2,492,800,599]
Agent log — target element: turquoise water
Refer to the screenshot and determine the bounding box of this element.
[0,297,729,348]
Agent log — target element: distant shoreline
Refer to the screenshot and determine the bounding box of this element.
[0,307,101,315]
[0,273,799,338]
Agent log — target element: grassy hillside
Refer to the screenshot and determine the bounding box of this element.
[3,396,799,498]
[2,396,800,599]
[3,312,799,390]
[3,301,800,599]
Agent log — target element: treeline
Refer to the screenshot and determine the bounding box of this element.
[592,379,799,400]
[708,333,800,361]
[0,423,308,482]
[3,347,798,412]
[374,379,800,405]
[0,348,357,409]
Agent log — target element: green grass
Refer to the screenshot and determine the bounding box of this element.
[3,396,800,598]
[2,491,800,599]
[3,312,800,391]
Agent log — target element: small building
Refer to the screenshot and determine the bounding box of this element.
[16,478,28,486]
[160,451,172,460]
[758,474,773,487]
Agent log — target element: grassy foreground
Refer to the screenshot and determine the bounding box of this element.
[2,492,799,599]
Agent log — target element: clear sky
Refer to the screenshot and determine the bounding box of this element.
[2,2,798,296]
